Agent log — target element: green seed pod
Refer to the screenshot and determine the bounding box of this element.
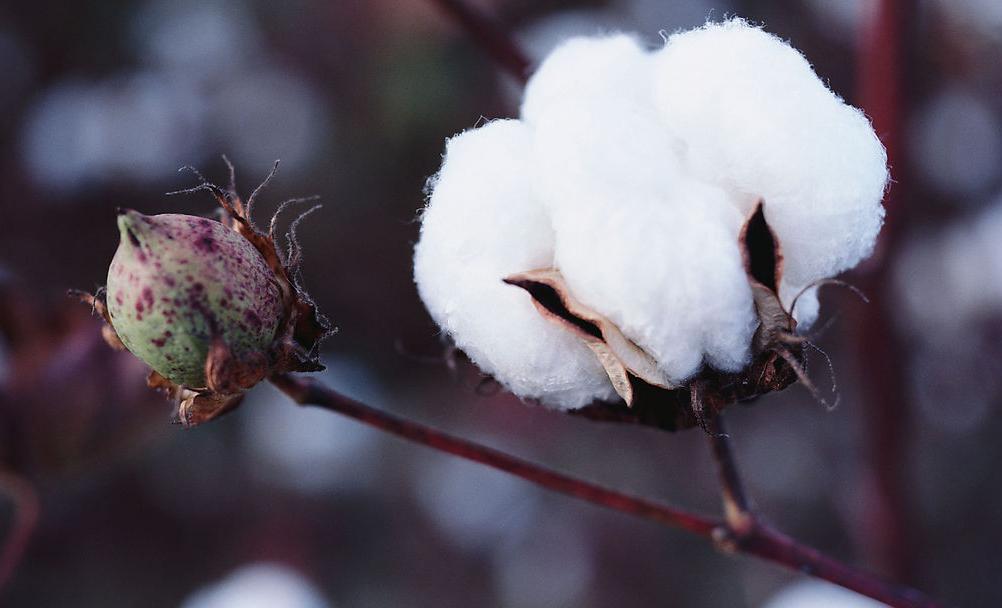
[106,209,283,388]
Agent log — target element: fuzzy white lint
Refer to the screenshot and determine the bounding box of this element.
[414,19,888,410]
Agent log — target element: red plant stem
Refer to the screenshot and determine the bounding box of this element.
[0,470,38,594]
[855,0,919,581]
[270,373,717,536]
[704,413,753,532]
[427,0,531,83]
[704,416,940,608]
[270,373,943,608]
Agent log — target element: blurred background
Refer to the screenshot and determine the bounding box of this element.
[0,0,1000,606]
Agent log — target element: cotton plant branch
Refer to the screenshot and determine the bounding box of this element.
[270,372,943,608]
[0,470,38,594]
[426,0,531,83]
[78,167,940,605]
[703,416,940,608]
[270,373,716,535]
[414,1,932,597]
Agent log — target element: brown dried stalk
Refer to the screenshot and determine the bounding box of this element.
[270,372,943,608]
[270,372,716,535]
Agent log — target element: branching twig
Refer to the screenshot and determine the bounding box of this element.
[270,373,716,535]
[703,412,753,535]
[0,470,39,594]
[270,373,942,608]
[426,0,531,83]
[703,415,939,608]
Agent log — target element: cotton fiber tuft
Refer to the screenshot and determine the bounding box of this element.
[413,120,618,409]
[414,19,888,409]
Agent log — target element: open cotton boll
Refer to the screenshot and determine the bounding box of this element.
[416,20,886,415]
[652,19,888,308]
[414,119,617,410]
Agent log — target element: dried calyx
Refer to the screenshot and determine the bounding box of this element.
[507,201,822,431]
[75,160,332,427]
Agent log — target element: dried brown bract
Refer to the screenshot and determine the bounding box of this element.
[506,201,813,431]
[77,159,333,427]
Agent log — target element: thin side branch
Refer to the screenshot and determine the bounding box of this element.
[705,414,939,608]
[427,0,531,83]
[0,470,39,594]
[270,373,717,535]
[704,414,754,535]
[270,373,942,608]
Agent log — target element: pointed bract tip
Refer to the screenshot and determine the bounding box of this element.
[115,209,149,245]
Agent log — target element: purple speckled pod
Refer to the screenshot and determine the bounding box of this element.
[106,210,283,388]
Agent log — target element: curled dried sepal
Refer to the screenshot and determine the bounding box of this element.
[69,288,125,351]
[205,336,269,395]
[147,370,244,427]
[738,201,839,410]
[511,201,819,431]
[503,268,675,406]
[739,201,796,350]
[172,160,334,373]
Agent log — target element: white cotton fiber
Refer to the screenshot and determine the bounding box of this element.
[550,179,757,379]
[414,19,887,407]
[520,34,756,379]
[523,34,685,209]
[652,19,888,307]
[413,119,618,409]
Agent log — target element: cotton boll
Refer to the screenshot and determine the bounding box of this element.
[414,119,617,409]
[417,22,882,405]
[652,19,888,291]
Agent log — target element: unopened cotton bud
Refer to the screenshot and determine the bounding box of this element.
[106,210,283,388]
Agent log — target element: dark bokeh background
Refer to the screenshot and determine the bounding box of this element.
[1,1,1001,606]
